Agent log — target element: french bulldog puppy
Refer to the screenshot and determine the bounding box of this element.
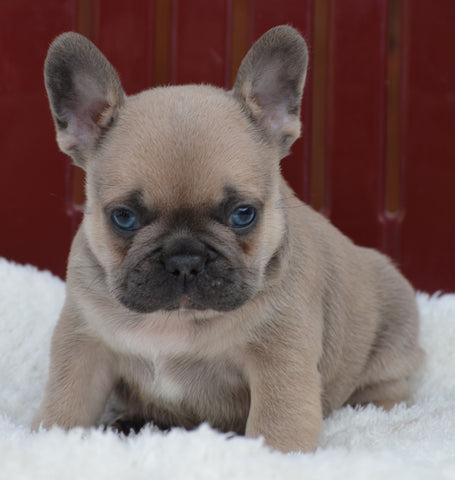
[32,25,424,453]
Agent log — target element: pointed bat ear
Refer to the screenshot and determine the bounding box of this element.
[232,25,308,159]
[44,32,125,169]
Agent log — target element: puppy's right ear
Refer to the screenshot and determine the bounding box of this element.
[45,32,125,169]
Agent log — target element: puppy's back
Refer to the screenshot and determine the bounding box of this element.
[282,181,423,413]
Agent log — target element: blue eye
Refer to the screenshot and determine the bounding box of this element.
[231,206,256,229]
[111,208,137,231]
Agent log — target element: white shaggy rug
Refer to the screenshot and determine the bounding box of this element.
[1,257,455,479]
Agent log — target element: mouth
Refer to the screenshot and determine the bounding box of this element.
[175,294,203,311]
[114,236,257,314]
[162,294,206,312]
[116,271,254,314]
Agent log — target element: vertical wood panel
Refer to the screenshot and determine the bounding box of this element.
[401,0,455,291]
[172,0,228,86]
[310,0,329,214]
[326,0,387,250]
[384,0,403,217]
[379,0,404,264]
[95,0,152,94]
[228,0,253,87]
[153,0,172,86]
[0,0,77,278]
[77,0,100,39]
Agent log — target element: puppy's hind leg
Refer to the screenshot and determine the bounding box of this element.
[345,378,411,411]
[346,268,425,411]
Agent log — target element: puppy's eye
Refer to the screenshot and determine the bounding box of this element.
[111,208,137,231]
[231,206,256,229]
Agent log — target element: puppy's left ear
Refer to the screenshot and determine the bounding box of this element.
[233,25,308,159]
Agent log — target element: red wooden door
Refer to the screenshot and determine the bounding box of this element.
[1,0,454,293]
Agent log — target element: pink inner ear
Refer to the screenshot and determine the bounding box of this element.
[72,71,110,129]
[84,99,110,134]
[64,117,99,153]
[251,90,299,141]
[67,98,109,149]
[248,61,301,141]
[260,103,289,135]
[59,95,110,157]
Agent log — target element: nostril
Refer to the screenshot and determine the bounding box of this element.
[164,254,206,279]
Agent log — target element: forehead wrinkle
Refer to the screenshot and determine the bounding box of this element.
[135,137,262,210]
[94,84,274,210]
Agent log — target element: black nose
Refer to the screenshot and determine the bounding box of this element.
[164,253,206,280]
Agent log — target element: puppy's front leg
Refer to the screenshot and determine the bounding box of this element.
[244,341,323,453]
[32,304,116,431]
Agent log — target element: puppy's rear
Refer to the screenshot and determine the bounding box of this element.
[289,201,424,414]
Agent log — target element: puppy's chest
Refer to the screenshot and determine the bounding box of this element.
[118,350,248,410]
[105,311,251,424]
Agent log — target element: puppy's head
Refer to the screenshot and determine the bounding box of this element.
[45,26,308,313]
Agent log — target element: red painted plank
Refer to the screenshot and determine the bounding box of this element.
[250,0,314,202]
[326,0,387,250]
[95,0,153,94]
[0,1,76,278]
[401,0,455,292]
[171,0,229,86]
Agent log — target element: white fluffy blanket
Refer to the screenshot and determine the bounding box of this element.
[1,257,455,479]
